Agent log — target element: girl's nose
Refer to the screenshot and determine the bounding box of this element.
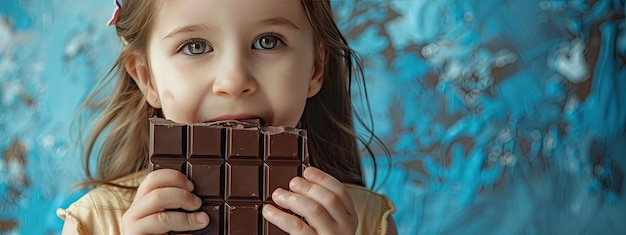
[211,57,257,98]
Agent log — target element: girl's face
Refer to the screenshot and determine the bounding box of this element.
[131,0,324,126]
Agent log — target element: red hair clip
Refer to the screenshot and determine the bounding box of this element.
[108,0,122,26]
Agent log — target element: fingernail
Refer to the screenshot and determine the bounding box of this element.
[196,213,208,224]
[303,166,317,178]
[187,180,194,191]
[194,196,202,207]
[289,177,302,189]
[262,204,275,217]
[273,188,286,201]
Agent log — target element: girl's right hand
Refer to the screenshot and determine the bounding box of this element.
[121,169,209,235]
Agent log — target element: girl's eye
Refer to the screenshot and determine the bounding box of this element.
[180,39,212,55]
[252,34,284,50]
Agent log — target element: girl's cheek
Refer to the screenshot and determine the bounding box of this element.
[161,89,176,102]
[159,92,200,123]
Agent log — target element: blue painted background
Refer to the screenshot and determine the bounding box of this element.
[1,0,625,234]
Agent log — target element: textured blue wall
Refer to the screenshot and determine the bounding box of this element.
[1,0,625,234]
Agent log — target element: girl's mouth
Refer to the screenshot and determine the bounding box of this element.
[206,114,265,126]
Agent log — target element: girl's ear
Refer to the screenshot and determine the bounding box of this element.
[307,46,326,98]
[126,52,162,108]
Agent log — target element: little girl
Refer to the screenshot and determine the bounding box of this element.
[58,0,396,234]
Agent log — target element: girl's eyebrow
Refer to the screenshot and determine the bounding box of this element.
[256,17,301,31]
[162,24,212,40]
[162,17,300,40]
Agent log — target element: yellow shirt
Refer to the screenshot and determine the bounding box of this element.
[57,171,395,234]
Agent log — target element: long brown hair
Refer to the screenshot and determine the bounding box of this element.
[76,0,387,189]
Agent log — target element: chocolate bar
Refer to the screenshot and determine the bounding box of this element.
[148,117,309,235]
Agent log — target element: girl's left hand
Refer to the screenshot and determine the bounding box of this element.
[262,167,358,235]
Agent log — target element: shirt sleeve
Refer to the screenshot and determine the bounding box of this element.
[56,193,99,235]
[56,171,145,234]
[344,183,396,235]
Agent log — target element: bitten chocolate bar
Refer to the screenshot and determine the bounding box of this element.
[148,117,309,235]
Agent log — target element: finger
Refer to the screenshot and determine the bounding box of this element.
[135,169,193,201]
[262,204,315,235]
[302,167,356,216]
[126,187,202,220]
[289,177,354,226]
[272,188,337,233]
[134,210,209,234]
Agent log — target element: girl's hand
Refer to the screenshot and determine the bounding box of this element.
[262,167,358,235]
[121,169,209,235]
